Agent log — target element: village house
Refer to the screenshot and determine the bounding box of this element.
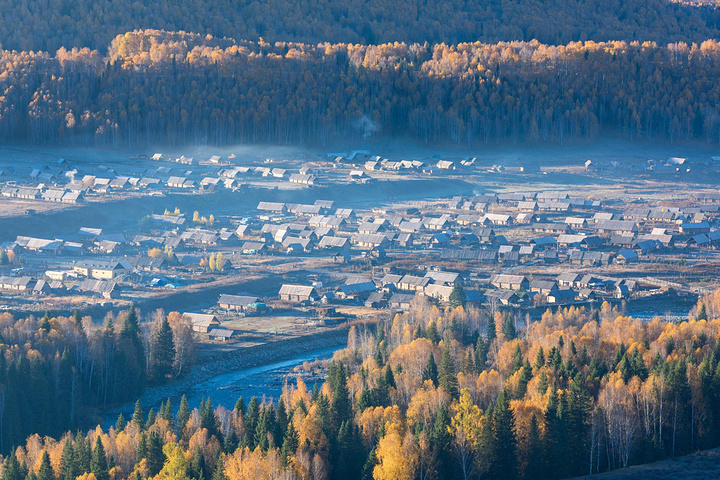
[289,173,317,185]
[208,328,238,341]
[336,281,377,301]
[73,259,132,279]
[352,233,390,248]
[184,313,220,333]
[490,274,529,290]
[0,275,34,292]
[279,284,318,302]
[398,274,431,292]
[424,271,460,285]
[218,294,260,312]
[389,292,417,309]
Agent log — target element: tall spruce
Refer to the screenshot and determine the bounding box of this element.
[149,316,175,382]
[422,353,439,386]
[438,346,459,398]
[90,437,110,480]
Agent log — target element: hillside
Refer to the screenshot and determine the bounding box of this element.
[2,31,720,146]
[573,447,720,479]
[6,293,720,479]
[1,0,720,52]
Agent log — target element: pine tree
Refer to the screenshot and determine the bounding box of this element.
[200,398,222,441]
[39,313,51,332]
[146,431,165,476]
[60,438,76,480]
[543,388,563,478]
[1,453,23,480]
[487,314,497,344]
[160,399,174,425]
[115,413,126,432]
[511,344,524,374]
[534,347,545,370]
[72,310,83,331]
[132,400,144,428]
[698,303,708,321]
[489,390,517,480]
[150,316,175,382]
[233,397,246,418]
[476,336,489,370]
[438,346,459,398]
[135,432,147,464]
[517,360,533,398]
[432,403,453,479]
[422,353,439,386]
[276,397,289,443]
[145,408,156,429]
[74,432,91,475]
[449,284,466,309]
[36,452,54,480]
[211,456,227,480]
[328,362,351,428]
[90,437,110,480]
[177,395,190,438]
[524,415,542,480]
[280,421,298,466]
[565,374,592,476]
[360,446,377,480]
[425,321,440,344]
[189,448,206,480]
[502,316,516,340]
[244,397,260,450]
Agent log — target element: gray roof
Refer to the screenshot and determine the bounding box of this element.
[218,294,259,307]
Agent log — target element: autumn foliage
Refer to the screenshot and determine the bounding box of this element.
[5,291,720,479]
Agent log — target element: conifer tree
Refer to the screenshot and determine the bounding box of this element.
[60,438,76,480]
[36,452,54,480]
[132,401,144,428]
[74,433,91,475]
[115,413,126,432]
[149,316,175,382]
[176,395,190,438]
[422,353,439,386]
[489,390,517,480]
[145,431,165,477]
[280,421,298,466]
[439,346,459,398]
[211,456,227,480]
[145,408,156,429]
[135,432,147,464]
[449,284,466,309]
[90,437,109,480]
[1,453,23,480]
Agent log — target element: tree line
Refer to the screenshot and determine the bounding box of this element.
[0,307,194,455]
[1,0,720,54]
[3,32,720,146]
[5,292,720,479]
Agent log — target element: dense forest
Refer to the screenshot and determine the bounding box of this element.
[5,291,720,479]
[1,0,720,53]
[0,307,194,455]
[2,30,720,146]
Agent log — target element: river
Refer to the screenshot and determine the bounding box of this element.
[176,345,340,410]
[103,341,344,427]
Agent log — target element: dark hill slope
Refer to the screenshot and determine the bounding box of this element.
[2,0,720,52]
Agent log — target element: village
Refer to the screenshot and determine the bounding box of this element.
[0,147,719,347]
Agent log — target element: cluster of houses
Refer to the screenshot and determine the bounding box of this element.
[2,148,720,321]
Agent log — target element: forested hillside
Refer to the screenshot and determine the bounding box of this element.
[1,0,719,53]
[0,307,194,455]
[5,292,720,480]
[2,31,720,146]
